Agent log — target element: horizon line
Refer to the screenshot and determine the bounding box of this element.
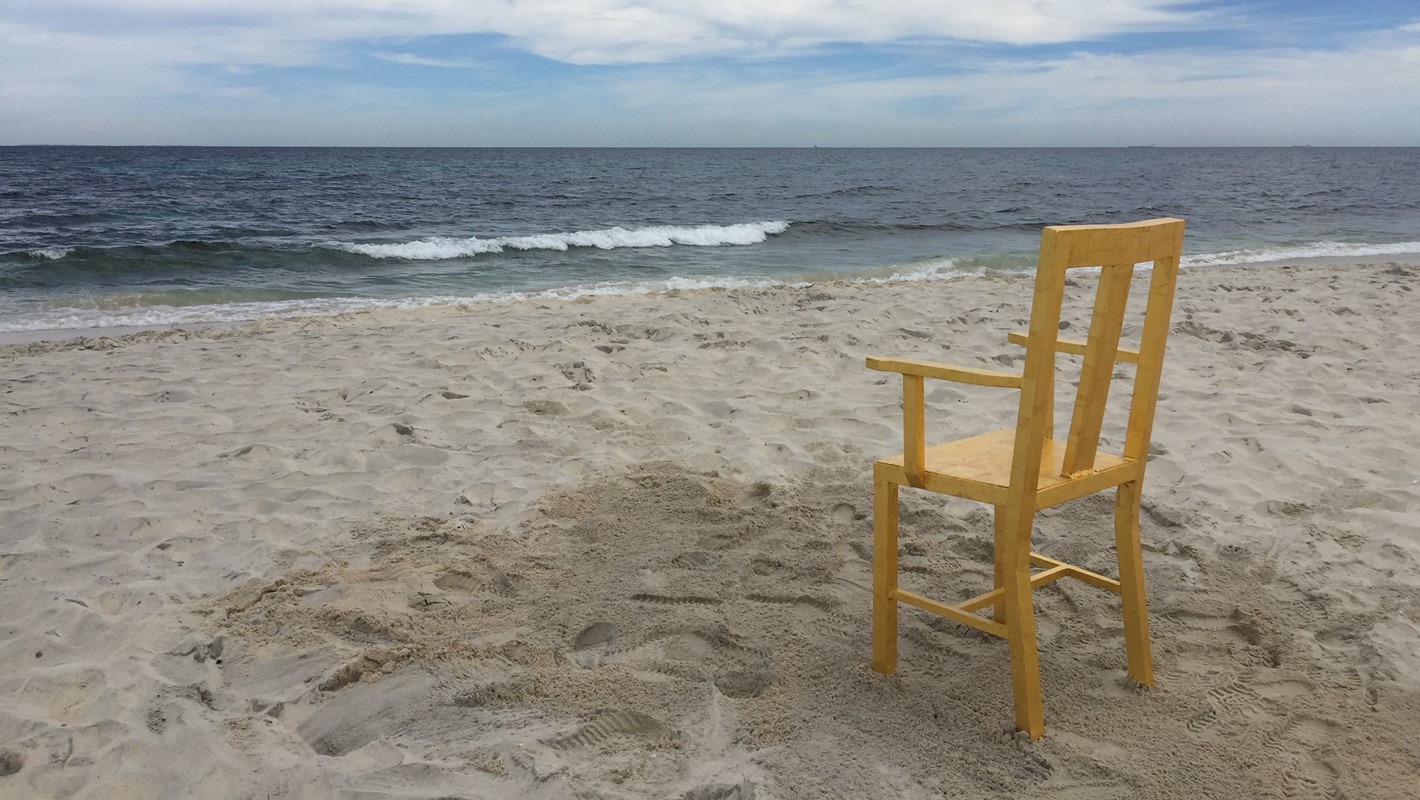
[3,143,1415,149]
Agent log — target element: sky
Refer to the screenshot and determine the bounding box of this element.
[1,1,1417,146]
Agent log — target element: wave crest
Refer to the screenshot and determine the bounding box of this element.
[332,221,790,260]
[27,247,74,260]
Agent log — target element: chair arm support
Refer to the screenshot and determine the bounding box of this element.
[867,355,1020,489]
[866,356,1024,388]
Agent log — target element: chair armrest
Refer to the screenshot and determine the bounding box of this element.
[866,356,1023,388]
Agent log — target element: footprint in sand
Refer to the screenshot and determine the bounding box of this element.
[546,710,667,750]
[0,749,23,777]
[1281,758,1345,800]
[573,621,618,650]
[680,782,757,800]
[744,592,838,612]
[632,593,722,607]
[433,570,480,593]
[554,360,594,386]
[713,668,777,698]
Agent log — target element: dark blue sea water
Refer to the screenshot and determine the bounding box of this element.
[2,146,1418,333]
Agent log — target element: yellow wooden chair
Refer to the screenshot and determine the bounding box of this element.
[867,218,1186,739]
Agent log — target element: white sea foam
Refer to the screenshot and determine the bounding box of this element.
[0,264,970,335]
[853,257,978,284]
[0,275,802,334]
[334,221,791,259]
[27,246,74,260]
[1183,240,1420,267]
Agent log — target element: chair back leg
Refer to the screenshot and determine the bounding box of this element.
[872,472,900,674]
[1114,480,1154,686]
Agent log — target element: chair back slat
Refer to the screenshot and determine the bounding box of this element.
[1060,263,1134,475]
[1122,235,1185,462]
[1005,232,1068,504]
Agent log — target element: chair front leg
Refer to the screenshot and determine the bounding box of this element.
[1115,480,1154,686]
[1002,512,1045,739]
[872,470,899,674]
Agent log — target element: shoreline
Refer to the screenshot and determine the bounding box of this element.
[1,260,1417,797]
[5,253,1418,348]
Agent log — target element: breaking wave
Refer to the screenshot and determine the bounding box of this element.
[332,221,791,260]
[27,247,73,260]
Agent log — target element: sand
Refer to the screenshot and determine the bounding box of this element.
[1,261,1418,799]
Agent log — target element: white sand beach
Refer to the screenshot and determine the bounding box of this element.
[1,261,1418,798]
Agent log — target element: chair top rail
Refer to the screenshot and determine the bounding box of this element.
[1044,218,1185,271]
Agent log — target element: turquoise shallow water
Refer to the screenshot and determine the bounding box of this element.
[2,146,1418,333]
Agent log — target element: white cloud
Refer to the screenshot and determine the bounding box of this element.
[1,3,1415,145]
[374,52,485,69]
[567,41,1420,146]
[0,0,1214,134]
[4,2,1209,71]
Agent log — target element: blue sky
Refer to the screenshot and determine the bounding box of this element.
[1,1,1417,146]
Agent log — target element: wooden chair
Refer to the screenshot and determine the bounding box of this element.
[867,218,1186,739]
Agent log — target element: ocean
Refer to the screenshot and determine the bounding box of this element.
[2,146,1418,335]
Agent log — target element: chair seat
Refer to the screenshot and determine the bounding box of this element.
[876,429,1139,508]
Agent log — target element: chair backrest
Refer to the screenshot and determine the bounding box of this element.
[1009,219,1186,488]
